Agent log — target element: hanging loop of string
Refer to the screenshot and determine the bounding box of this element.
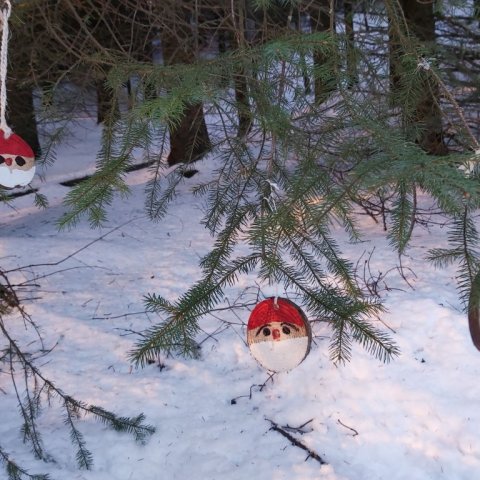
[273,296,279,309]
[0,0,12,138]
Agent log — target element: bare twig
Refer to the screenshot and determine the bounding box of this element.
[281,418,314,435]
[230,373,275,404]
[5,217,139,274]
[266,418,327,465]
[337,418,359,436]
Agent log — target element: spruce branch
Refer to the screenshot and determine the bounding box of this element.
[87,407,154,444]
[35,3,480,370]
[427,203,480,308]
[388,181,416,255]
[0,445,51,480]
[146,163,190,221]
[263,255,392,363]
[131,254,261,366]
[58,113,152,229]
[0,271,155,476]
[64,404,94,470]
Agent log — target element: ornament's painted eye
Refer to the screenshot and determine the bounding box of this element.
[0,156,4,164]
[15,156,25,166]
[262,327,271,337]
[282,326,291,335]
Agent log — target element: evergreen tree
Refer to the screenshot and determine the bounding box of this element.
[3,2,480,472]
[6,0,480,384]
[33,0,477,365]
[308,0,335,103]
[388,0,447,155]
[7,4,42,156]
[159,1,212,166]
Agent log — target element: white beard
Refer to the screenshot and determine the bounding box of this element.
[0,165,35,188]
[249,336,310,372]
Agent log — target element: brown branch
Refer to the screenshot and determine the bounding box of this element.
[266,418,327,465]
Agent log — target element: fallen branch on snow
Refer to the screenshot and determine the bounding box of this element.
[266,418,327,465]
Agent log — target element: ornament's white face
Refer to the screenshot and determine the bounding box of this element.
[249,333,310,372]
[0,155,35,188]
[247,298,312,373]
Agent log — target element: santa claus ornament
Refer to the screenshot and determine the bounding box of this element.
[0,1,35,189]
[247,297,312,372]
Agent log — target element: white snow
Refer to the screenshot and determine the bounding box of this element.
[1,118,480,480]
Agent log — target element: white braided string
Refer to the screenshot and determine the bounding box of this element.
[0,0,11,137]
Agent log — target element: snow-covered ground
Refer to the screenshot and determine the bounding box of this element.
[1,116,480,480]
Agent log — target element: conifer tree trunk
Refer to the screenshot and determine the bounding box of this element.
[390,0,446,155]
[344,0,357,86]
[7,24,41,157]
[388,10,402,95]
[235,73,252,137]
[403,0,446,155]
[6,81,41,157]
[294,9,311,94]
[308,0,334,104]
[160,7,211,166]
[232,1,252,137]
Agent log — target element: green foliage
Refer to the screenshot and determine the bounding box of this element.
[0,305,155,478]
[0,446,51,480]
[387,182,415,254]
[19,3,480,368]
[54,12,480,367]
[427,201,480,308]
[57,112,152,229]
[33,192,48,209]
[8,1,480,478]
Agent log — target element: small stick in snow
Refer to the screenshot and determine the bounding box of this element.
[337,418,359,437]
[115,327,148,337]
[266,418,327,465]
[281,418,314,435]
[230,374,276,404]
[5,217,139,273]
[93,310,148,320]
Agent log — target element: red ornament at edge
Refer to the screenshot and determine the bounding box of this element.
[0,129,36,188]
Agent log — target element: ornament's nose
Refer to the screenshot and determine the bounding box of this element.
[4,157,12,166]
[272,328,281,341]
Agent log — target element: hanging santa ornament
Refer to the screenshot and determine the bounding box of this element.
[0,0,35,189]
[247,297,312,372]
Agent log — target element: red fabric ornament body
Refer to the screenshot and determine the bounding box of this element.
[247,297,312,372]
[0,130,35,188]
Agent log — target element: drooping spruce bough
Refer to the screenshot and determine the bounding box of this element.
[0,271,155,480]
[54,3,480,366]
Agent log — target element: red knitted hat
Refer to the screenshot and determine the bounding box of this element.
[0,130,34,158]
[247,297,307,330]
